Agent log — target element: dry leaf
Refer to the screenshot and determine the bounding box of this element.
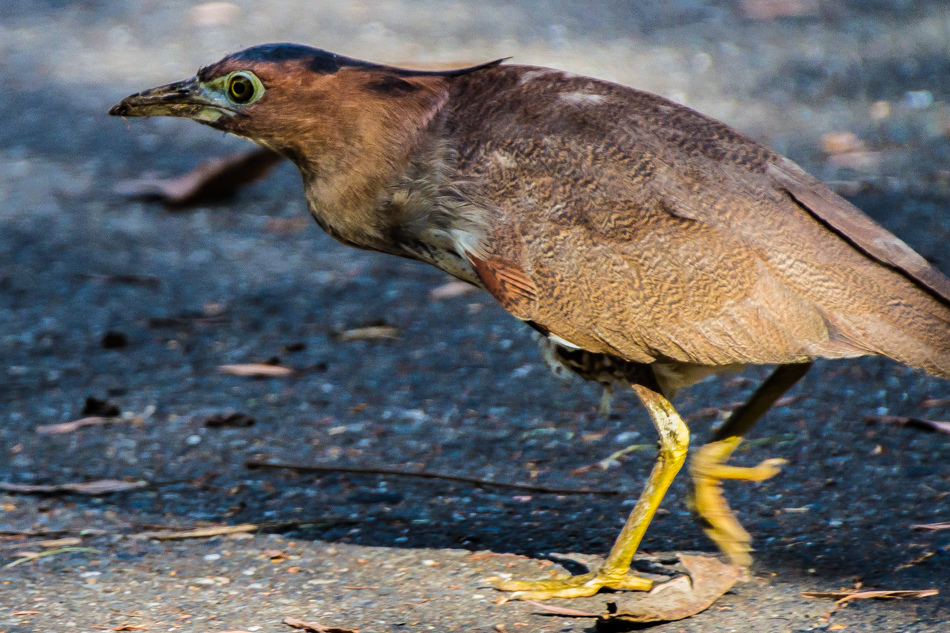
[283,616,359,633]
[742,0,818,19]
[0,480,147,495]
[430,281,479,301]
[36,416,125,435]
[219,364,294,377]
[113,148,282,208]
[604,554,743,623]
[864,415,950,435]
[803,589,938,604]
[137,524,258,540]
[921,397,950,408]
[336,326,400,341]
[912,521,950,532]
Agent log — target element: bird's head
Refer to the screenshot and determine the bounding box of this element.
[110,43,502,174]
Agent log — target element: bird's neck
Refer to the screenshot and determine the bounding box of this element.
[296,111,491,279]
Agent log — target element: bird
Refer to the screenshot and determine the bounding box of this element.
[110,43,950,601]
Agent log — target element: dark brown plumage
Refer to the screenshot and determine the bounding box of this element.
[111,44,950,600]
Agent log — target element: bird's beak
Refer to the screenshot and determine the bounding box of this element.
[109,77,234,122]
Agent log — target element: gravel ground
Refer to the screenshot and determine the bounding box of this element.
[1,1,949,632]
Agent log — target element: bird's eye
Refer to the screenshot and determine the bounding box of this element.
[226,73,259,104]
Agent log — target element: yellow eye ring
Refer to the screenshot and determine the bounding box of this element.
[226,72,261,105]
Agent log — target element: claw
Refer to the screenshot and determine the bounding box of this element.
[690,442,787,568]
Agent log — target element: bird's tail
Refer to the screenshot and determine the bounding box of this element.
[825,285,950,380]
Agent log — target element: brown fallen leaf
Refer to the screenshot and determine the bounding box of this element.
[335,326,400,341]
[430,280,479,301]
[921,397,950,408]
[912,521,950,532]
[36,416,123,435]
[604,554,743,623]
[283,616,359,633]
[113,148,283,208]
[863,415,950,435]
[803,589,938,604]
[0,480,147,495]
[219,364,294,377]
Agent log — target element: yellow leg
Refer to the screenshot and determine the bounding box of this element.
[496,383,690,600]
[689,362,811,567]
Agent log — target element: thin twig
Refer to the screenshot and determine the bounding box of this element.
[4,547,99,569]
[132,518,353,539]
[245,460,619,496]
[0,528,107,538]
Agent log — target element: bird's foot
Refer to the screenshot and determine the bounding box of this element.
[689,438,786,568]
[494,567,653,601]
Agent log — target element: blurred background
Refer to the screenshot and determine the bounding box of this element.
[6,0,950,185]
[2,2,949,631]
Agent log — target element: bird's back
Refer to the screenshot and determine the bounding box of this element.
[446,65,950,379]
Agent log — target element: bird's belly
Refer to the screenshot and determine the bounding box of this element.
[536,332,653,388]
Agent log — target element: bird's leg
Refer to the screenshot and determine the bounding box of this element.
[689,362,812,567]
[495,382,689,600]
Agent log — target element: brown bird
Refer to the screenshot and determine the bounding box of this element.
[110,44,950,600]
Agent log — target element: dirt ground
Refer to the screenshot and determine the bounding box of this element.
[1,1,949,632]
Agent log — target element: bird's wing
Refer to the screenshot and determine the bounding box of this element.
[767,158,950,305]
[454,66,950,373]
